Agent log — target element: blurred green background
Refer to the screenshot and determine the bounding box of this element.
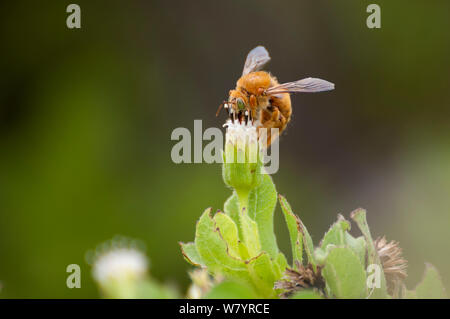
[0,1,449,298]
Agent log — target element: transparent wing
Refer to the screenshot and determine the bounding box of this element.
[242,46,271,76]
[265,77,335,94]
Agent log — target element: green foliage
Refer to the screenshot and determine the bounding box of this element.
[180,156,448,299]
[180,205,284,298]
[88,141,448,299]
[320,215,350,249]
[181,154,288,298]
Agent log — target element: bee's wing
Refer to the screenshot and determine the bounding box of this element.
[265,77,335,95]
[242,46,271,76]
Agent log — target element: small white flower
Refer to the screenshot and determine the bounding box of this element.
[91,240,148,286]
[224,119,258,147]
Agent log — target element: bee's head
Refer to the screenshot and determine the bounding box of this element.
[216,90,253,124]
[228,90,248,112]
[219,90,253,124]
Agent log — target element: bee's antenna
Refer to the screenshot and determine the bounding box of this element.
[215,103,224,117]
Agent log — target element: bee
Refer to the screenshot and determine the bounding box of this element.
[217,46,335,146]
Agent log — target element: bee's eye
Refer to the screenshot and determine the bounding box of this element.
[236,98,245,110]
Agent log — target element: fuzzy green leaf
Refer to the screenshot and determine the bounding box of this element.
[320,214,350,250]
[179,242,205,266]
[224,192,240,230]
[214,212,241,258]
[279,194,303,265]
[247,252,278,298]
[299,216,316,271]
[239,208,261,257]
[344,233,366,266]
[247,174,279,258]
[194,208,248,279]
[314,247,327,265]
[414,263,447,299]
[273,252,288,278]
[322,247,367,299]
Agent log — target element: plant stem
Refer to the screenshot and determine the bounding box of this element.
[236,188,250,212]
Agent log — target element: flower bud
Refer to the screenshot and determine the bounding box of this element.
[222,120,263,195]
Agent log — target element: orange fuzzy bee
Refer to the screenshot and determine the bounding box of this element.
[217,46,335,146]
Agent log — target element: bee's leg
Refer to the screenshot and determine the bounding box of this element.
[248,95,258,121]
[259,107,287,146]
[229,107,236,123]
[249,94,258,108]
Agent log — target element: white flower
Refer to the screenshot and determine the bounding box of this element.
[92,247,148,285]
[224,118,259,147]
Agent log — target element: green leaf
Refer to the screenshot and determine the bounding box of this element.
[247,252,278,298]
[314,247,327,265]
[291,290,323,299]
[320,214,350,250]
[194,208,248,280]
[191,208,283,295]
[204,281,258,299]
[278,195,315,270]
[273,252,288,278]
[344,233,366,266]
[224,191,240,230]
[322,247,367,298]
[214,212,240,258]
[414,263,447,299]
[239,208,261,257]
[350,208,388,298]
[299,215,316,271]
[179,242,204,266]
[247,174,279,258]
[279,194,303,265]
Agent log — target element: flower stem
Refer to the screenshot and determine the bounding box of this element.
[236,188,250,212]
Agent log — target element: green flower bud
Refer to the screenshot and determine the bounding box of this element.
[222,120,263,204]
